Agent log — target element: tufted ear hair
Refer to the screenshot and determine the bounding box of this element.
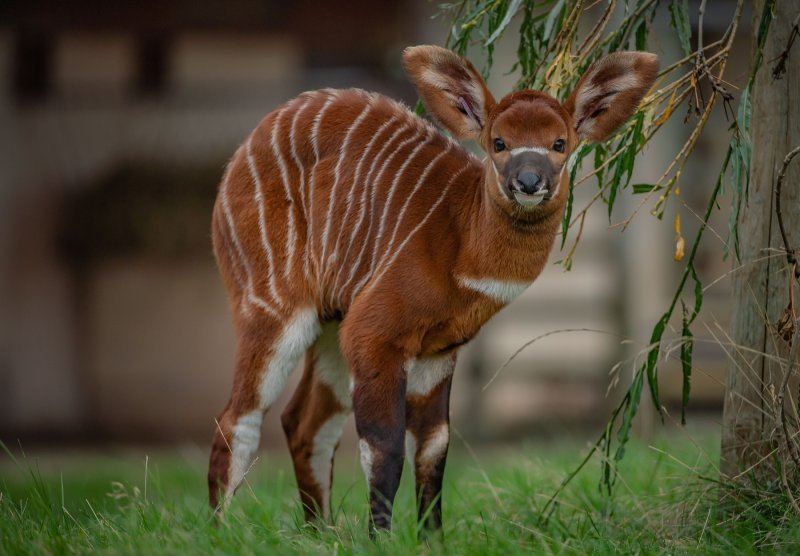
[403,45,496,141]
[564,51,659,142]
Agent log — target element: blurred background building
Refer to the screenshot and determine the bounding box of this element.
[0,1,749,448]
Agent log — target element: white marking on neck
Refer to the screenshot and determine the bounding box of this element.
[458,276,531,303]
[406,356,454,397]
[257,308,320,408]
[510,146,549,156]
[310,413,348,520]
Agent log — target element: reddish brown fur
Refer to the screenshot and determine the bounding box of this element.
[207,44,658,533]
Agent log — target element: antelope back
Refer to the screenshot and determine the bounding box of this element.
[212,88,482,319]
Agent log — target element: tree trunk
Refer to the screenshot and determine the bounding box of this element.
[720,0,800,478]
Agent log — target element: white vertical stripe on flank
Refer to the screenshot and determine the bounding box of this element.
[361,165,468,298]
[219,150,279,318]
[330,115,402,298]
[307,93,338,282]
[269,107,299,281]
[368,129,435,278]
[320,99,374,269]
[246,135,286,308]
[289,97,312,215]
[215,210,247,293]
[339,126,420,301]
[378,142,452,270]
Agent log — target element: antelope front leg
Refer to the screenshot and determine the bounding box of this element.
[347,345,407,533]
[406,356,454,533]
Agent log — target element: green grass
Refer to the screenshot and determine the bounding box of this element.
[1,430,798,555]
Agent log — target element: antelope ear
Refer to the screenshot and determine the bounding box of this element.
[403,45,496,141]
[564,51,659,142]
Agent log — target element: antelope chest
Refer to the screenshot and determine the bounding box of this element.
[418,277,531,357]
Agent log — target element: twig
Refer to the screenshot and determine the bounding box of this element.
[772,13,800,79]
[775,145,800,277]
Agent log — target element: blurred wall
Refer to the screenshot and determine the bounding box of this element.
[0,0,749,446]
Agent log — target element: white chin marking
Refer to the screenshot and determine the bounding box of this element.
[512,190,547,208]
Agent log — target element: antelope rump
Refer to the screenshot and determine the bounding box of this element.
[207,45,658,533]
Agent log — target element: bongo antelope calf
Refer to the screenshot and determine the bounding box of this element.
[207,45,658,532]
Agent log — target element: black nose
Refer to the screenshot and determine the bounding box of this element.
[516,172,541,194]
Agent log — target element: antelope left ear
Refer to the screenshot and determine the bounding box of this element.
[403,45,496,141]
[564,51,659,142]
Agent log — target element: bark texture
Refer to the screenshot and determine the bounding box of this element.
[721,0,800,478]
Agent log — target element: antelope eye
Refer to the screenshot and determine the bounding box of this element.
[552,139,566,153]
[493,138,506,152]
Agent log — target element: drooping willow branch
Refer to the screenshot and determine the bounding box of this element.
[439,0,776,500]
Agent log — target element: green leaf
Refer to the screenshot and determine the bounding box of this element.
[668,0,692,57]
[562,143,592,249]
[645,314,668,420]
[485,0,523,46]
[680,302,693,425]
[632,183,660,194]
[635,19,648,50]
[543,0,566,45]
[614,370,644,463]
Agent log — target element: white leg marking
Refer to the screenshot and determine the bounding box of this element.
[246,135,286,309]
[378,142,453,269]
[457,276,531,304]
[418,423,449,472]
[406,356,454,397]
[363,165,470,298]
[269,107,299,281]
[359,438,374,486]
[258,308,321,408]
[225,409,263,502]
[310,413,348,520]
[220,149,279,318]
[320,100,374,269]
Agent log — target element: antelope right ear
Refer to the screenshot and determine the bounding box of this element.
[403,45,496,141]
[564,51,659,142]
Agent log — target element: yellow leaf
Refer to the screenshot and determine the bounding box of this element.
[656,88,677,126]
[674,236,685,262]
[674,213,684,262]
